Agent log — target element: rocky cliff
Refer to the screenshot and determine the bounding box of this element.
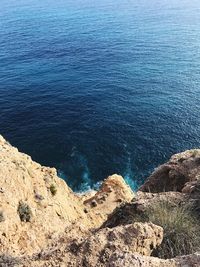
[0,135,199,266]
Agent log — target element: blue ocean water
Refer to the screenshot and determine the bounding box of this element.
[1,0,200,191]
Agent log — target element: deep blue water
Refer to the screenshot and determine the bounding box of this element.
[1,0,200,191]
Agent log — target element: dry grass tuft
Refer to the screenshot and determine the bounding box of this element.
[146,201,200,259]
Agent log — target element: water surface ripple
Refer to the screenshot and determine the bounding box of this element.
[1,0,200,191]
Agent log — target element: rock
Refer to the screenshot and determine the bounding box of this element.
[108,251,200,267]
[83,174,134,220]
[182,179,200,197]
[0,135,134,256]
[0,135,91,255]
[182,179,200,216]
[177,252,200,266]
[0,134,199,266]
[1,251,200,267]
[73,222,163,267]
[79,222,163,260]
[12,222,163,267]
[140,149,200,193]
[102,191,187,228]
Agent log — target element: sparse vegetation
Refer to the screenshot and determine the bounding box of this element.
[50,184,57,196]
[0,211,5,222]
[17,201,32,222]
[145,201,200,259]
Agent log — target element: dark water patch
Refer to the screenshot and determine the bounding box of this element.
[1,0,200,191]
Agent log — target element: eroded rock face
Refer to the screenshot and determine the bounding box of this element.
[82,174,134,222]
[182,179,200,216]
[139,149,200,193]
[0,135,92,255]
[75,222,163,266]
[0,135,200,266]
[108,252,200,267]
[0,135,133,257]
[1,251,200,267]
[108,251,176,267]
[3,222,163,267]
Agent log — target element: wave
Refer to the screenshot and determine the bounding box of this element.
[58,145,139,192]
[58,147,93,192]
[122,149,139,191]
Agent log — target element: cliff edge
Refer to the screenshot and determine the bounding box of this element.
[0,135,199,266]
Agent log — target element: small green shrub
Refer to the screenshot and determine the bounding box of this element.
[50,184,57,196]
[17,201,32,222]
[145,201,200,259]
[0,211,5,222]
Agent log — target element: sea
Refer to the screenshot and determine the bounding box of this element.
[1,0,200,191]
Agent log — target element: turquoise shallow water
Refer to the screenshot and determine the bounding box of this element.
[1,0,200,191]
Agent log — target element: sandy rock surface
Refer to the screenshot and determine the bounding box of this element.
[0,135,132,256]
[0,135,200,266]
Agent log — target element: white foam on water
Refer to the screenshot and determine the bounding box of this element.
[123,150,139,191]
